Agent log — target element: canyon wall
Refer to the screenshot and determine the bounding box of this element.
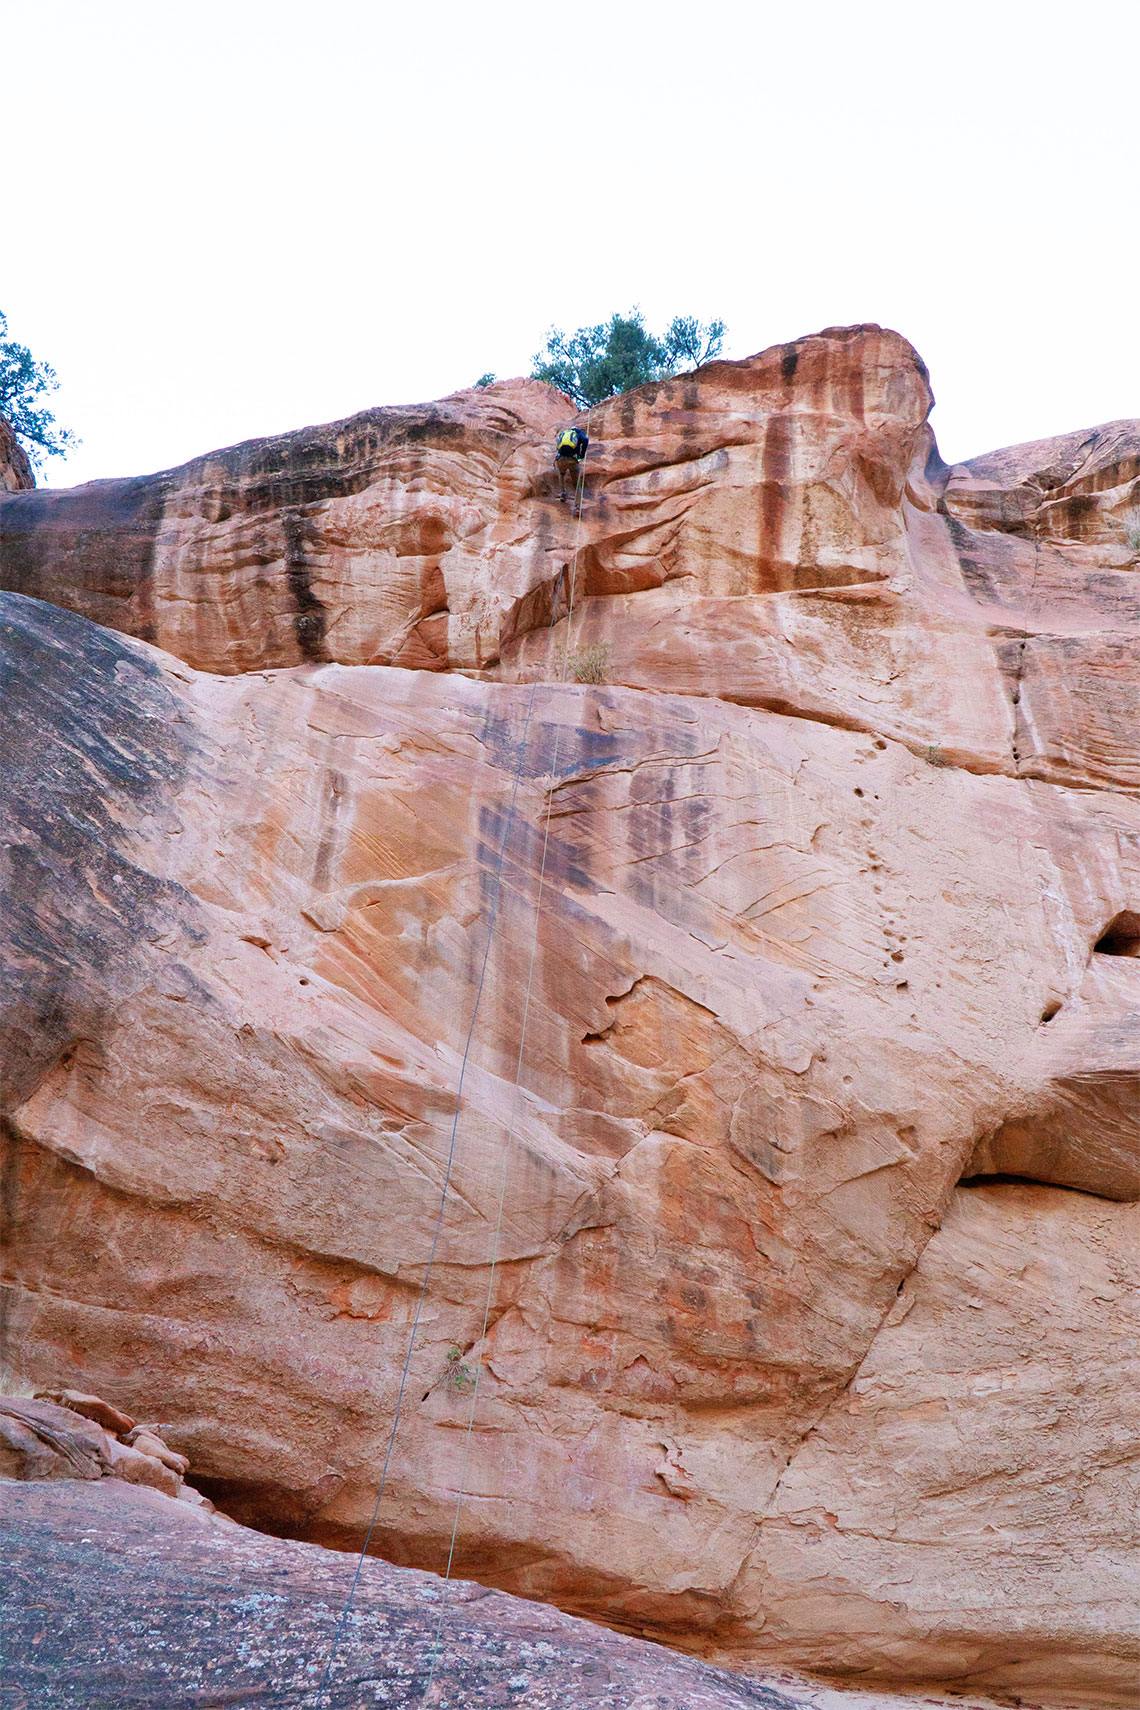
[1,326,1137,1703]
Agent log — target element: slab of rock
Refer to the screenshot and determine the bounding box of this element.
[36,1387,137,1435]
[125,1425,190,1473]
[0,1476,1033,1710]
[941,424,1140,795]
[0,1390,200,1503]
[102,1434,183,1497]
[11,331,937,675]
[4,326,1136,797]
[747,1181,1139,1705]
[1,583,1136,1697]
[0,1397,112,1481]
[944,420,1140,550]
[0,380,570,672]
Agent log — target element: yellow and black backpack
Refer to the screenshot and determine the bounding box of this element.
[556,428,587,459]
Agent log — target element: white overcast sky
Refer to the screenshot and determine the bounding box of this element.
[5,0,1137,486]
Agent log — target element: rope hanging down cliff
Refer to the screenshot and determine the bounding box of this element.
[300,417,594,1707]
[418,412,594,1704]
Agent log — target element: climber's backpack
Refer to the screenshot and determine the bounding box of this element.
[556,428,584,458]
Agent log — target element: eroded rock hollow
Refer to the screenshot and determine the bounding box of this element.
[1,325,1137,1705]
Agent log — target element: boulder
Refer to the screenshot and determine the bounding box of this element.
[0,1397,112,1481]
[124,1426,190,1475]
[35,1387,136,1435]
[1,1388,198,1502]
[104,1434,183,1497]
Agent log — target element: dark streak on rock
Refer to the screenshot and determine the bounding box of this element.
[281,509,329,662]
[780,345,800,390]
[0,593,202,1111]
[0,1115,19,1375]
[759,414,793,573]
[312,769,348,892]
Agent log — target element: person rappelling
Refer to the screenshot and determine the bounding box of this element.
[554,424,589,511]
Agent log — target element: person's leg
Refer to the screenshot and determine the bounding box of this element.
[557,455,572,499]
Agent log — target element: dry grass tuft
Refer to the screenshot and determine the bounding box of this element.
[569,643,611,685]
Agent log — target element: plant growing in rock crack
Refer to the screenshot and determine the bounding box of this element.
[924,743,949,767]
[442,1346,477,1394]
[569,642,611,684]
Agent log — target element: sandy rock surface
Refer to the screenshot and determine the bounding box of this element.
[1,326,1137,1702]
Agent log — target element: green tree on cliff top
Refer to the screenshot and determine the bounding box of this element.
[531,309,726,410]
[0,312,79,470]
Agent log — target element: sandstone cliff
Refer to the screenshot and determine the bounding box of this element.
[1,325,1136,1705]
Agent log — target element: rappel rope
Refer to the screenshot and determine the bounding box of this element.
[418,413,593,1703]
[299,417,593,1709]
[1010,533,1043,776]
[561,412,591,660]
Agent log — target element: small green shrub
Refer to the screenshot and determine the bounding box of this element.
[473,372,496,389]
[443,1346,477,1394]
[1121,509,1140,554]
[924,743,949,767]
[531,309,726,409]
[569,642,611,684]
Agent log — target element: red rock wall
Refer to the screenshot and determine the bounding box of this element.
[1,327,1137,1704]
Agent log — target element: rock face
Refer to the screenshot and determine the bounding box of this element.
[1,325,1137,1704]
[944,420,1140,547]
[0,412,34,492]
[743,1182,1138,1704]
[940,421,1140,798]
[0,380,570,672]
